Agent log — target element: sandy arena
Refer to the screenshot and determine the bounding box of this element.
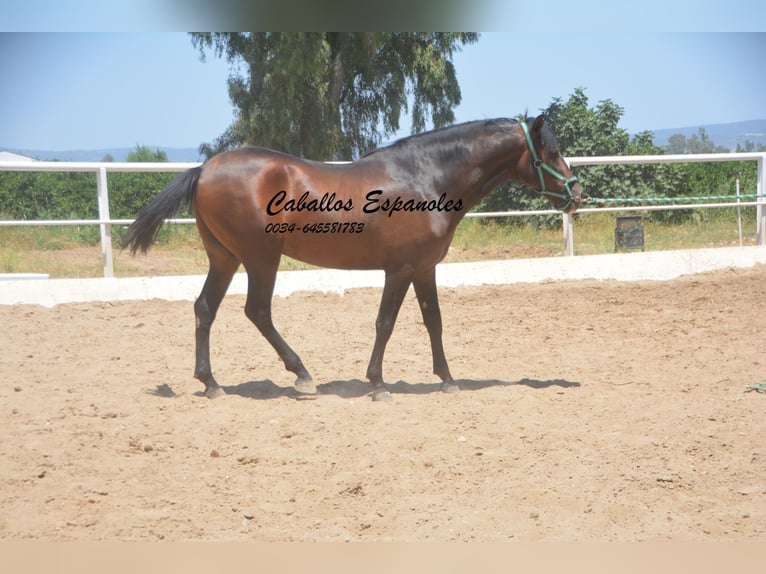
[1,265,764,541]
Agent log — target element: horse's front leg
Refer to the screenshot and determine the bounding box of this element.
[412,266,459,394]
[366,266,414,402]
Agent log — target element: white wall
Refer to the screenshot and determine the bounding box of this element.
[2,246,764,308]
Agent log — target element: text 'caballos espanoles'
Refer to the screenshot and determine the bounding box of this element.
[266,189,463,219]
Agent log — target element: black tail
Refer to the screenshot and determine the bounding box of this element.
[122,166,203,255]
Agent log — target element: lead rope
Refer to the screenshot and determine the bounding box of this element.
[582,193,766,206]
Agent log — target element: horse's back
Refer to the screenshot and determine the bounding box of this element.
[192,145,457,272]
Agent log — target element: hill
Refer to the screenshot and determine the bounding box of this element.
[3,119,765,161]
[651,119,766,151]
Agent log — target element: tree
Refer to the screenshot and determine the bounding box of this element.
[665,128,729,154]
[685,128,728,154]
[544,88,629,157]
[190,32,478,160]
[110,145,175,222]
[736,140,766,152]
[666,134,687,154]
[125,145,168,163]
[661,130,758,223]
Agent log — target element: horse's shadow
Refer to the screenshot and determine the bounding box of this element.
[147,377,580,401]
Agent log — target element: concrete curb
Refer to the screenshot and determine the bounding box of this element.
[2,246,764,308]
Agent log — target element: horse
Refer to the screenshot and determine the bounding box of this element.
[123,115,582,402]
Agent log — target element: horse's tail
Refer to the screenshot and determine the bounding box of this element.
[122,166,203,255]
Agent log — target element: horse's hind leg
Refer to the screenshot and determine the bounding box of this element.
[242,256,315,393]
[194,227,239,398]
[412,267,458,394]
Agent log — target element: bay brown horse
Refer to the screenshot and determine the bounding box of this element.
[123,116,582,401]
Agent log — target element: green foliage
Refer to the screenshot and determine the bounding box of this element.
[109,172,177,220]
[546,88,685,217]
[126,146,169,163]
[680,160,757,223]
[110,146,176,220]
[475,87,756,227]
[477,88,685,226]
[0,145,177,247]
[736,140,766,152]
[190,32,478,160]
[663,130,759,223]
[665,128,729,154]
[0,170,98,220]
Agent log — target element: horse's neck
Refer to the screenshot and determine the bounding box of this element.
[370,122,524,212]
[446,128,525,211]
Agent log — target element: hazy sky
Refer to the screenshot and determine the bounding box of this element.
[1,6,765,153]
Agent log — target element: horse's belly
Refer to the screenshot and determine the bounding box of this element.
[282,233,385,270]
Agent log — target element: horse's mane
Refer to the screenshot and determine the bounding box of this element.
[361,117,521,158]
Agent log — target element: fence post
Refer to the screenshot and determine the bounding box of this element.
[96,167,114,278]
[757,155,766,247]
[563,213,574,256]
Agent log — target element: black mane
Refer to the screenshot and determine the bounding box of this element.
[361,118,521,158]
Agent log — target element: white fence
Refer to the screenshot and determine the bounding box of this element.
[1,152,765,278]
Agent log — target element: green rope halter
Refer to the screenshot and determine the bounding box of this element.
[519,119,579,212]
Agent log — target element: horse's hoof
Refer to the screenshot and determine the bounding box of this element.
[440,382,460,394]
[205,386,226,399]
[295,378,318,395]
[372,390,393,403]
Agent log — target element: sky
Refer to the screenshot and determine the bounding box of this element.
[1,6,765,153]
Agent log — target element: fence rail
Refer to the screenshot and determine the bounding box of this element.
[1,152,764,278]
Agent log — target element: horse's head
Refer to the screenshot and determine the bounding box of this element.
[519,116,582,214]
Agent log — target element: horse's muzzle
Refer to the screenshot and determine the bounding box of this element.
[563,183,583,214]
[564,193,582,214]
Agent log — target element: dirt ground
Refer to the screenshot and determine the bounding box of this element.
[1,264,764,541]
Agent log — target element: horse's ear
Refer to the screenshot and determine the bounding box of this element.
[532,115,545,138]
